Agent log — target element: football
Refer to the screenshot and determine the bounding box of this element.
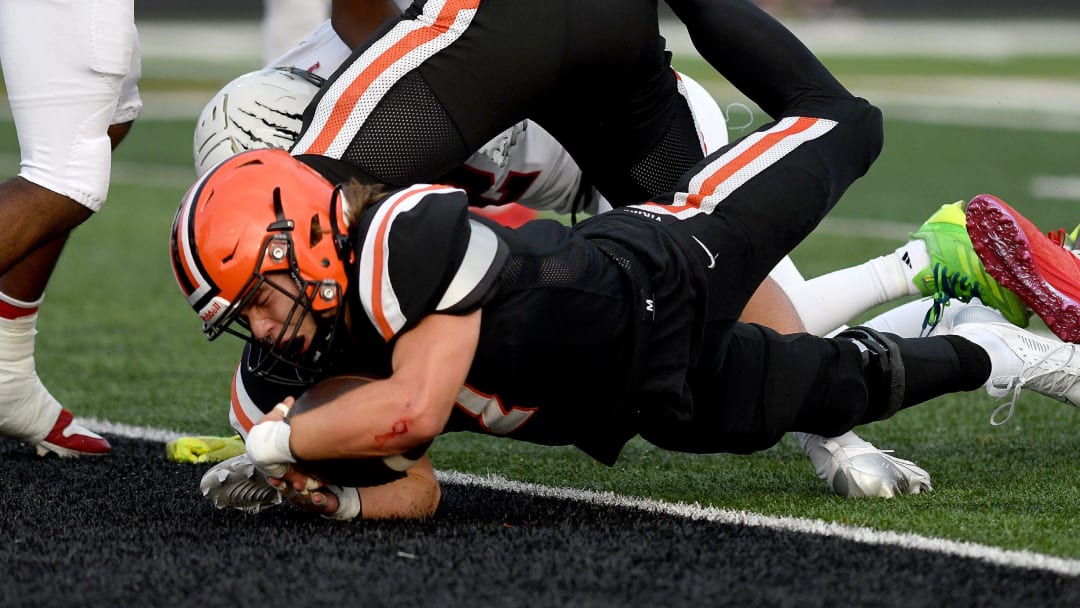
[288,374,431,487]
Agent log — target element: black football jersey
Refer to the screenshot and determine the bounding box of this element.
[344,183,653,463]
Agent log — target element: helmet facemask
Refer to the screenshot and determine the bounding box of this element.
[204,186,351,385]
[172,149,355,385]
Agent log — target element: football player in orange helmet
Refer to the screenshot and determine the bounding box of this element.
[172,112,1080,521]
[180,1,942,507]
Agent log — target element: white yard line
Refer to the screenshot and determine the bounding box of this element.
[79,416,1080,579]
[660,18,1080,58]
[138,19,1080,62]
[441,470,1080,579]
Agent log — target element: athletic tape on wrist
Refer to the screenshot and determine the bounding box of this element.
[322,485,363,521]
[246,420,296,473]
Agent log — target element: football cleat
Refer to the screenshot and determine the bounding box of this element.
[799,432,932,498]
[911,201,1031,330]
[34,408,111,458]
[950,319,1080,425]
[166,434,245,464]
[966,194,1080,343]
[200,454,283,514]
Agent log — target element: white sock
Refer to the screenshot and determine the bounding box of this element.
[893,239,932,293]
[784,253,918,336]
[861,299,937,337]
[0,296,61,443]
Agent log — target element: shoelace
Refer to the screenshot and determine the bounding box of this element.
[990,341,1080,425]
[1046,227,1080,259]
[921,263,982,334]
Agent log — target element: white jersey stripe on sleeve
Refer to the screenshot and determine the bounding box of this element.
[436,219,502,311]
[229,364,263,438]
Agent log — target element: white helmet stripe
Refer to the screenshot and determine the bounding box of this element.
[292,0,479,158]
[173,168,221,308]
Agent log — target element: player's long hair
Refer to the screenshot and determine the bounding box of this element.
[341,179,390,227]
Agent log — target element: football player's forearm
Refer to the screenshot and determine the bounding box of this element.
[288,378,442,459]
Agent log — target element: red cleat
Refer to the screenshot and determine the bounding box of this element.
[35,408,111,458]
[965,193,1080,343]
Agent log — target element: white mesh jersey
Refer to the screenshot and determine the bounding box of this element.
[265,19,728,215]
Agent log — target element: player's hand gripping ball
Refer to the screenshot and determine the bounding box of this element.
[288,375,431,487]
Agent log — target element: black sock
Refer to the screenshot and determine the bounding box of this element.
[898,334,991,409]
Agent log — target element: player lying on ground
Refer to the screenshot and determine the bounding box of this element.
[174,10,1031,499]
[170,18,1079,519]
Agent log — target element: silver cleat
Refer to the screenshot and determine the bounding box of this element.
[799,432,933,498]
[200,454,283,514]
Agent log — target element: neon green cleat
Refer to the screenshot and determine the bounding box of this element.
[166,434,246,464]
[911,201,1032,329]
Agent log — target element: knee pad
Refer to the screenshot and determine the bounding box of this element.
[834,326,906,419]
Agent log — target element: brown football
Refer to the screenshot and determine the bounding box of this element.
[289,375,430,487]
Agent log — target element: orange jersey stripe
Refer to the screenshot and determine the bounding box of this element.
[230,370,256,433]
[368,184,449,340]
[649,116,822,214]
[306,0,481,155]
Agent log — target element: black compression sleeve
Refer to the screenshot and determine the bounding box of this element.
[664,0,851,118]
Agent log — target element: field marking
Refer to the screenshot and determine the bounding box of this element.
[441,471,1080,579]
[1032,175,1080,202]
[79,415,1080,579]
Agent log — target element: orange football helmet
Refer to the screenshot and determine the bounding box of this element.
[170,148,353,382]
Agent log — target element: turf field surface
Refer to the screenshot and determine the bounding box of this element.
[0,16,1077,605]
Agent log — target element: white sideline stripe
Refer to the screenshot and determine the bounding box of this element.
[78,417,188,443]
[1031,175,1080,202]
[438,470,1080,579]
[78,416,1080,579]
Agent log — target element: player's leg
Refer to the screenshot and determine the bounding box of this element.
[642,291,1076,467]
[291,0,562,185]
[763,259,932,497]
[783,201,1031,337]
[0,0,140,456]
[640,322,992,455]
[262,0,331,65]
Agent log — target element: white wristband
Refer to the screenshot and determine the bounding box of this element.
[322,485,363,521]
[246,420,296,477]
